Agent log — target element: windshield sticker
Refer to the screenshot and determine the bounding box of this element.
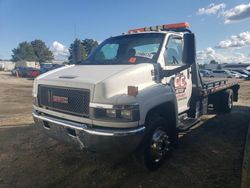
[128,57,137,63]
[135,51,154,59]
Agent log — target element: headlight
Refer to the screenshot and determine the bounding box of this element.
[121,109,132,120]
[90,104,140,122]
[106,109,116,118]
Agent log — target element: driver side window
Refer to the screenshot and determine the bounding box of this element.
[164,36,183,65]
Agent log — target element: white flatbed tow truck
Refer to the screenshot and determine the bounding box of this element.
[32,22,240,170]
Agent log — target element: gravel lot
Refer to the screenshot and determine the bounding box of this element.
[0,71,250,188]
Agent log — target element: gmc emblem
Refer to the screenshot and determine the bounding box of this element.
[52,95,69,104]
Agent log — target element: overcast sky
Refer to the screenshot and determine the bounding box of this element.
[0,0,250,63]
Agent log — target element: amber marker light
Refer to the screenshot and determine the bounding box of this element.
[127,86,138,96]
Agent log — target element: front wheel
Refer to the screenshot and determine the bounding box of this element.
[141,115,177,171]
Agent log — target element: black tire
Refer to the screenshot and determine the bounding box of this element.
[216,89,233,113]
[141,114,177,171]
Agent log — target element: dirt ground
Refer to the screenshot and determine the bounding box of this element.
[0,72,33,127]
[0,71,250,188]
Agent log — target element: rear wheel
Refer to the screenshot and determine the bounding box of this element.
[216,89,233,113]
[141,114,177,171]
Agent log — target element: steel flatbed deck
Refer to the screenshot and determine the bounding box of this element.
[201,78,240,96]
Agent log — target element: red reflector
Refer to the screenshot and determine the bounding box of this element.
[128,57,137,63]
[128,86,138,96]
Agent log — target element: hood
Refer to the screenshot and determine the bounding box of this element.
[34,63,156,104]
[37,64,135,85]
[34,64,135,95]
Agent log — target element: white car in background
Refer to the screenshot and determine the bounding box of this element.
[230,70,247,79]
[231,69,250,80]
[211,69,235,78]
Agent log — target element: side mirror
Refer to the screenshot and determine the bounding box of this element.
[182,33,195,65]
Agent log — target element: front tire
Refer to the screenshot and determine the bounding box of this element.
[142,114,176,171]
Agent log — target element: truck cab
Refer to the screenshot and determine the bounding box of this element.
[32,22,239,170]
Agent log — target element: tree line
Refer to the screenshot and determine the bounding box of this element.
[12,40,53,63]
[11,38,98,64]
[68,39,98,64]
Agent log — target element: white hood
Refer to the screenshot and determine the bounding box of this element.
[37,65,135,84]
[34,64,155,104]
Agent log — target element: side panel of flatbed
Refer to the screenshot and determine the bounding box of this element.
[201,78,240,98]
[188,78,240,118]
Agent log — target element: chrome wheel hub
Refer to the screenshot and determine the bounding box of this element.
[150,128,170,162]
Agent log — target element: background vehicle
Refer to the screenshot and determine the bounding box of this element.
[211,69,235,78]
[231,69,250,80]
[11,67,28,77]
[230,70,247,79]
[40,63,64,74]
[12,67,40,77]
[223,63,250,70]
[26,68,40,78]
[52,64,64,69]
[199,69,213,77]
[32,22,240,170]
[40,63,53,74]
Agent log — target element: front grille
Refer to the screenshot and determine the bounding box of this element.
[38,85,90,117]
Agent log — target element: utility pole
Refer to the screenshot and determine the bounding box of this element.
[74,24,77,39]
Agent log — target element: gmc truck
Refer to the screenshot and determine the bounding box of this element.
[32,22,240,170]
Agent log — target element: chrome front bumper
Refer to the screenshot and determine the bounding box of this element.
[32,111,145,154]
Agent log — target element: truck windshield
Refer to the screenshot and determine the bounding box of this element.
[82,33,165,65]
